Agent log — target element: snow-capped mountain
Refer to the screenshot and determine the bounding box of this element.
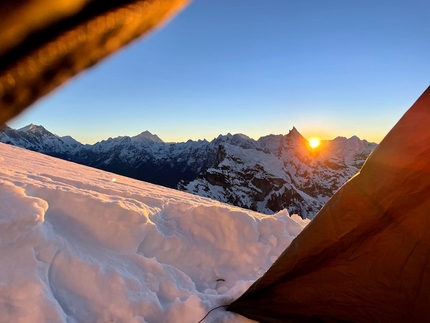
[131,130,164,142]
[179,128,377,218]
[0,124,377,218]
[0,124,84,156]
[86,136,217,188]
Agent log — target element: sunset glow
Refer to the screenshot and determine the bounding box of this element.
[309,138,321,149]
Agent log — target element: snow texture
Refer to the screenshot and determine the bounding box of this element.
[0,143,308,323]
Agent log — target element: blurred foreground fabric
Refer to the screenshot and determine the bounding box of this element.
[0,0,189,125]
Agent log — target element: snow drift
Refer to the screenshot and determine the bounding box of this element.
[0,143,308,323]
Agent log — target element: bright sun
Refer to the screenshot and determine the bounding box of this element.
[309,138,321,149]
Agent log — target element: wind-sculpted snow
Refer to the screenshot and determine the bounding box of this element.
[0,143,308,322]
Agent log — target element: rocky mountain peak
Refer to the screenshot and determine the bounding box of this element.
[286,127,307,142]
[19,123,42,131]
[281,127,310,154]
[131,130,163,143]
[18,124,54,137]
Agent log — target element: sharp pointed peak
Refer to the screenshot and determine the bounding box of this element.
[286,127,305,139]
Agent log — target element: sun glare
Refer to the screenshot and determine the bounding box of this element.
[309,138,321,149]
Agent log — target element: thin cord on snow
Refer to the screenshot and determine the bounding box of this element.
[197,304,229,323]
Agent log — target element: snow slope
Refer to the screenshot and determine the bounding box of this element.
[0,143,308,323]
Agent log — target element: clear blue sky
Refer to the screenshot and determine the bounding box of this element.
[9,0,430,144]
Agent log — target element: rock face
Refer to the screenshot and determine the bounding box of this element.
[178,128,376,218]
[0,124,376,218]
[0,124,84,157]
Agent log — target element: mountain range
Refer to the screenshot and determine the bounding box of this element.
[0,124,377,218]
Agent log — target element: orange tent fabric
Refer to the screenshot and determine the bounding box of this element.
[228,86,430,323]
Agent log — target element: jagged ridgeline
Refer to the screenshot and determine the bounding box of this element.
[0,125,376,218]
